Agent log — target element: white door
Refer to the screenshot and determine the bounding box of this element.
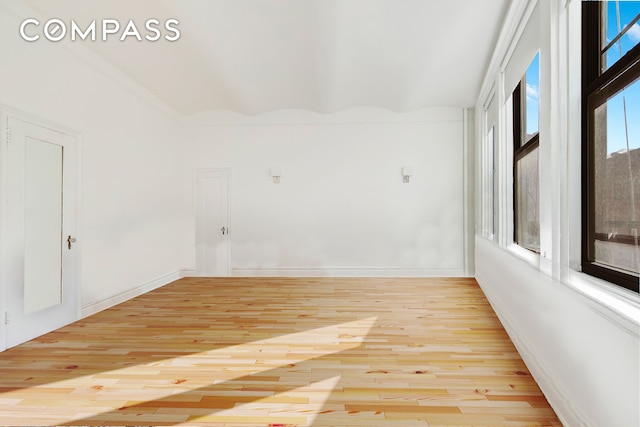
[196,169,230,276]
[3,116,78,349]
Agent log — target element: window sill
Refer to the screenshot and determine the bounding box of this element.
[566,269,640,332]
[477,231,497,242]
[477,237,639,332]
[507,243,541,268]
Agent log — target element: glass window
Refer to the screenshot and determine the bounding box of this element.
[489,125,498,238]
[602,1,640,71]
[513,53,540,252]
[483,93,499,240]
[515,145,540,252]
[583,1,640,292]
[524,53,540,141]
[592,77,640,275]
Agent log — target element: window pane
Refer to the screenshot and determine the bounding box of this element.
[593,77,640,274]
[492,127,499,238]
[485,126,496,238]
[602,1,640,71]
[515,147,540,252]
[524,52,540,141]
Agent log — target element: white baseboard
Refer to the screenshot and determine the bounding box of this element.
[179,268,198,277]
[81,270,182,318]
[477,280,592,427]
[231,267,467,277]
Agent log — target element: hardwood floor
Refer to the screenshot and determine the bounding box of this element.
[0,277,562,426]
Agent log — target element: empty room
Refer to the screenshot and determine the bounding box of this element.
[0,0,638,426]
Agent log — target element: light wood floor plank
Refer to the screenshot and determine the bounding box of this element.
[0,277,562,426]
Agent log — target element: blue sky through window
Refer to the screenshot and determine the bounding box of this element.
[525,52,539,138]
[604,1,640,155]
[605,1,640,68]
[606,79,640,155]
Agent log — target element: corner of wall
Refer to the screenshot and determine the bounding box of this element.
[80,270,182,319]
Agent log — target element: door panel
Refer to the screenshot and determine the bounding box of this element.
[24,137,63,313]
[196,169,229,276]
[4,116,78,349]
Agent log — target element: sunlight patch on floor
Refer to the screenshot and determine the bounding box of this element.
[45,316,378,425]
[183,376,342,426]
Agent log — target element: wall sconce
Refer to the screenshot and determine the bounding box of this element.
[270,167,281,184]
[402,166,413,183]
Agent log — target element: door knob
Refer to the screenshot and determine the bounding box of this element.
[67,235,76,250]
[221,227,226,235]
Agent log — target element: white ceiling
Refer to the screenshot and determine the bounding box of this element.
[24,0,510,117]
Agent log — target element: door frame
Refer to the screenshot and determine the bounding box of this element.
[194,168,231,276]
[0,107,82,352]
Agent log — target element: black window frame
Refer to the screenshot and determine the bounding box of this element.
[582,1,640,293]
[513,78,541,253]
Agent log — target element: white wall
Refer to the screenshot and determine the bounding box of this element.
[474,1,640,426]
[0,1,188,314]
[181,108,470,277]
[0,0,471,346]
[477,239,639,427]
